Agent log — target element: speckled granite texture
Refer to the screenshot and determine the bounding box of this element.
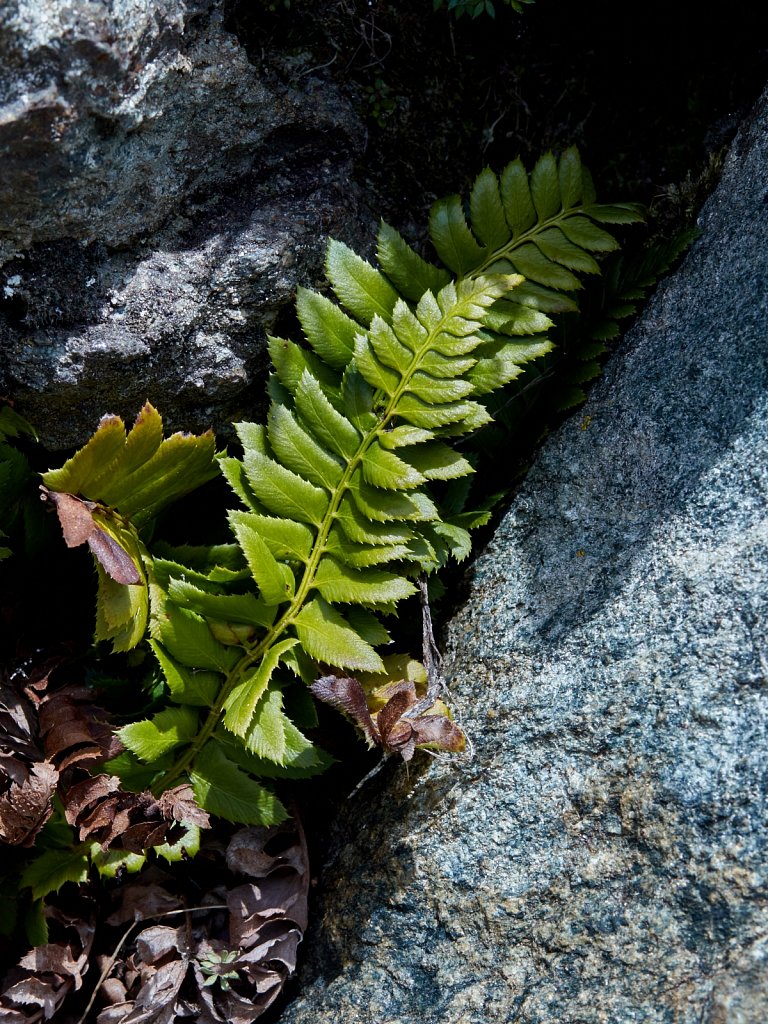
[0,1,371,448]
[279,87,768,1024]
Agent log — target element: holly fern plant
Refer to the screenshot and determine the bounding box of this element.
[40,148,642,829]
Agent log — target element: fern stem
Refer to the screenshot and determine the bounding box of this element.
[152,651,255,791]
[470,208,584,279]
[157,434,374,791]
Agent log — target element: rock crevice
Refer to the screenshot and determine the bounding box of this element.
[280,85,768,1024]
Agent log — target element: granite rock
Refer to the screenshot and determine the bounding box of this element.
[0,1,371,448]
[280,89,768,1023]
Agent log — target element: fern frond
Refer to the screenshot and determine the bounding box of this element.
[42,403,218,528]
[43,147,644,826]
[138,273,539,816]
[41,404,219,652]
[427,147,643,302]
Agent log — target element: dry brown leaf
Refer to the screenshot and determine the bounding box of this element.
[0,674,58,845]
[312,674,466,761]
[63,775,123,824]
[1,802,306,1024]
[93,820,309,1024]
[98,978,128,1006]
[62,776,209,852]
[0,665,127,849]
[227,875,306,941]
[106,881,185,927]
[193,961,283,1024]
[226,823,307,880]
[18,942,85,981]
[0,761,58,847]
[0,666,206,859]
[40,487,141,586]
[0,679,41,763]
[38,686,121,773]
[95,1005,137,1024]
[116,959,188,1024]
[157,785,211,831]
[311,675,380,747]
[0,974,65,1022]
[410,713,467,753]
[135,925,188,965]
[376,682,418,760]
[0,904,94,1023]
[0,664,217,1023]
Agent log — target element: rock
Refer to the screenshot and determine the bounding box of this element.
[0,1,371,449]
[281,88,768,1023]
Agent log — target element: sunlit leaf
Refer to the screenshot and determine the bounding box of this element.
[190,742,288,826]
[20,848,90,900]
[119,706,200,763]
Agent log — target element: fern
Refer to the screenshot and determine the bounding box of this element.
[40,404,220,653]
[40,149,641,825]
[460,225,696,512]
[434,0,534,18]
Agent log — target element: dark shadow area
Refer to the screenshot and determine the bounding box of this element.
[225,0,768,223]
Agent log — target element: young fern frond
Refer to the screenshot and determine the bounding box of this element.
[42,149,642,826]
[425,147,643,301]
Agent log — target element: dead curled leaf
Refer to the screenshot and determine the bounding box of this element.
[0,665,208,857]
[0,677,42,763]
[0,761,58,848]
[40,487,141,586]
[36,685,121,774]
[0,904,95,1024]
[93,819,309,1024]
[63,777,210,852]
[0,676,59,847]
[311,674,466,761]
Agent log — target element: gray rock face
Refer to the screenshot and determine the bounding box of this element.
[281,90,768,1023]
[0,1,370,448]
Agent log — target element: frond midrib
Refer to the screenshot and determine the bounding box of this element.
[158,289,472,790]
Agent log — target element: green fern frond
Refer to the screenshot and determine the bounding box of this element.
[428,148,643,299]
[44,148,643,826]
[41,403,218,527]
[40,404,220,652]
[136,274,535,818]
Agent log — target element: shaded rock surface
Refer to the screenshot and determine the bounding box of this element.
[0,0,371,448]
[281,90,768,1022]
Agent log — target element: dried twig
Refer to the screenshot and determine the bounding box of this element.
[403,576,446,719]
